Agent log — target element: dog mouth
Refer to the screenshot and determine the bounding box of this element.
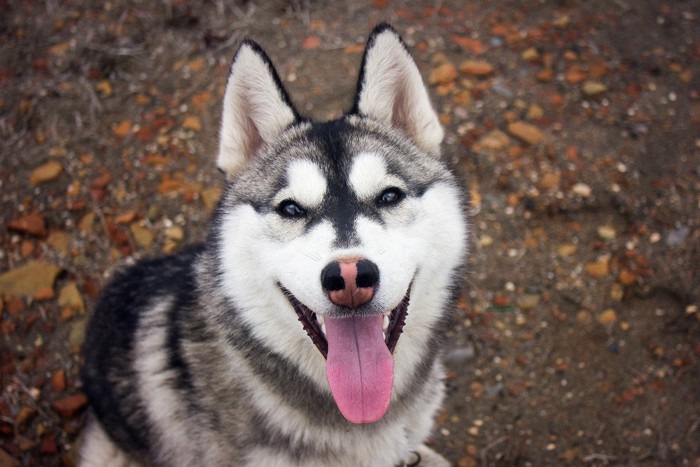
[280,286,410,424]
[280,287,410,359]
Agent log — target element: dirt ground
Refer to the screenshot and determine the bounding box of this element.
[1,0,699,465]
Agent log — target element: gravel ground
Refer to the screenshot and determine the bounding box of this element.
[1,1,698,465]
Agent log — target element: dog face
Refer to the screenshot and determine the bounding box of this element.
[212,25,467,424]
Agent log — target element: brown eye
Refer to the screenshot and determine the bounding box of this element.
[376,187,404,207]
[278,200,306,218]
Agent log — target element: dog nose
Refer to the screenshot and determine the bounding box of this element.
[321,259,379,308]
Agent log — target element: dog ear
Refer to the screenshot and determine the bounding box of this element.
[218,40,300,179]
[352,24,444,156]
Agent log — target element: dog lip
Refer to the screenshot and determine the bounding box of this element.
[279,285,411,358]
[385,287,410,353]
[280,286,328,358]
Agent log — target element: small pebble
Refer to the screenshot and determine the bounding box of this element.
[598,309,618,325]
[597,225,616,240]
[571,183,592,197]
[582,80,607,96]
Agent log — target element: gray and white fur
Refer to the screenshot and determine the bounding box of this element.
[80,24,468,467]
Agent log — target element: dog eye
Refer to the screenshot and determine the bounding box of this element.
[376,187,404,207]
[277,199,306,218]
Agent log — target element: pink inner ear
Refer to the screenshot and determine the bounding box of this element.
[218,41,299,176]
[354,28,443,155]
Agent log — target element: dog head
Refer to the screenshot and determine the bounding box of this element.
[212,24,467,424]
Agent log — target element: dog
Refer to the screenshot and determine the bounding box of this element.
[80,23,468,467]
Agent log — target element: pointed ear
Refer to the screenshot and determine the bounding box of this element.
[352,24,444,156]
[217,40,300,178]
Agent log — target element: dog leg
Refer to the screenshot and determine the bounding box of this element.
[79,417,142,467]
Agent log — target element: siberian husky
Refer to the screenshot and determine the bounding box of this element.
[80,23,468,467]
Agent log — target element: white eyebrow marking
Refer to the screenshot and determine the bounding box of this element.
[349,152,388,200]
[349,152,407,202]
[276,159,327,208]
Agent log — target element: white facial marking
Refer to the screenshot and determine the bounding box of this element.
[349,152,406,201]
[275,159,327,208]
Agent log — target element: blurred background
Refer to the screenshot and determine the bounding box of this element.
[1,1,698,465]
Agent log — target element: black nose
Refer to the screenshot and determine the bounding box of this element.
[321,259,379,308]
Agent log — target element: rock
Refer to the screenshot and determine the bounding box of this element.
[15,407,37,430]
[95,79,112,97]
[164,226,184,242]
[68,318,87,352]
[450,35,484,55]
[517,294,541,310]
[584,257,610,278]
[538,171,561,190]
[454,90,471,105]
[6,297,25,316]
[182,115,201,131]
[115,210,137,224]
[112,119,132,138]
[51,369,67,392]
[536,68,554,82]
[445,345,476,364]
[582,80,608,96]
[79,212,95,235]
[58,282,84,314]
[48,41,70,57]
[521,47,539,62]
[557,244,578,257]
[618,269,637,286]
[30,161,63,185]
[571,182,592,197]
[491,82,514,99]
[597,309,617,326]
[0,262,61,298]
[576,310,592,325]
[526,104,545,120]
[61,308,74,321]
[458,455,477,467]
[597,225,616,240]
[459,60,494,77]
[479,235,494,247]
[428,62,458,85]
[34,287,55,301]
[47,230,71,255]
[20,240,34,257]
[565,66,588,84]
[8,212,47,237]
[130,223,154,249]
[507,121,545,145]
[474,129,510,151]
[610,283,625,301]
[51,394,87,419]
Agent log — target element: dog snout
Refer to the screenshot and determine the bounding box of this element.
[321,259,379,308]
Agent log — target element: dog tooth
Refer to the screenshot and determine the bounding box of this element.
[382,332,386,340]
[321,322,327,336]
[382,315,390,332]
[317,314,324,325]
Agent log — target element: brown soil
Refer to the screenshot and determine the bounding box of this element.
[1,1,698,465]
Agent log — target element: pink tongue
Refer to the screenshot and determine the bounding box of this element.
[325,315,394,424]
